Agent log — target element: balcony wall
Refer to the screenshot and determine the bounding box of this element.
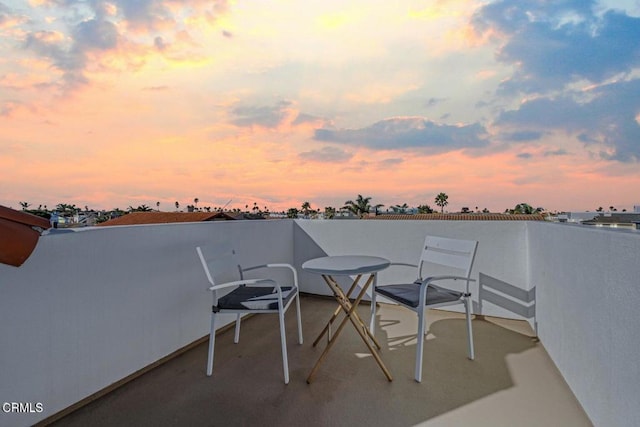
[528,222,640,427]
[0,219,638,426]
[0,220,294,427]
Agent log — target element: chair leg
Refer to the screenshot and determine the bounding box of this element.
[234,313,241,343]
[465,297,475,360]
[415,308,426,382]
[207,313,216,376]
[278,309,290,384]
[423,311,429,337]
[295,292,304,344]
[369,289,377,335]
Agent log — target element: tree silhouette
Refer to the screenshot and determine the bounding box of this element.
[129,205,153,212]
[324,206,336,219]
[434,193,448,213]
[301,201,312,217]
[392,203,409,214]
[56,203,79,215]
[510,203,543,214]
[513,203,534,214]
[343,194,383,217]
[417,204,434,214]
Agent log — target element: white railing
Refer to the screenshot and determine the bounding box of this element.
[0,219,638,426]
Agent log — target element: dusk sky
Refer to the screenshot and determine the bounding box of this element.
[2,0,640,213]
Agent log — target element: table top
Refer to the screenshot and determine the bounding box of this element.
[302,255,390,276]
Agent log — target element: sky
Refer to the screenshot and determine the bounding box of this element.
[1,0,640,213]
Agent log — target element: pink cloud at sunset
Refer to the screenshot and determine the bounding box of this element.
[1,0,640,215]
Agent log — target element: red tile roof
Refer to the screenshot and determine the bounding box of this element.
[97,211,235,226]
[367,213,545,221]
[0,205,51,267]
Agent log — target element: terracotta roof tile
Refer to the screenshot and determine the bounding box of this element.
[97,212,231,226]
[0,205,51,267]
[367,213,545,221]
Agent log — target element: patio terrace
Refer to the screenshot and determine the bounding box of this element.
[50,296,589,426]
[1,219,639,426]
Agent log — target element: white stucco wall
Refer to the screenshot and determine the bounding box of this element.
[528,222,640,427]
[0,220,294,426]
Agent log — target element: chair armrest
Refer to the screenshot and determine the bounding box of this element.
[242,263,299,288]
[420,275,476,285]
[208,278,276,292]
[419,275,476,294]
[388,262,419,268]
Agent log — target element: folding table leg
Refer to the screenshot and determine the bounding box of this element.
[312,274,362,347]
[307,274,392,383]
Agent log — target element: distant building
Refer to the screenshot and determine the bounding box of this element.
[556,212,600,223]
[580,213,640,230]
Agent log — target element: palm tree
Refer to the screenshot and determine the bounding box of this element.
[194,198,199,211]
[175,201,180,211]
[392,203,409,214]
[301,201,312,217]
[343,194,383,218]
[19,201,31,211]
[434,193,449,213]
[156,201,160,211]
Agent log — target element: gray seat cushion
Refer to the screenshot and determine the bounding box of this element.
[215,286,295,311]
[375,283,462,307]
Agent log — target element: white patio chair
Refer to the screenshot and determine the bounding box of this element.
[370,235,478,382]
[196,244,303,384]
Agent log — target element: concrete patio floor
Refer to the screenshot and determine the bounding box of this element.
[48,295,592,426]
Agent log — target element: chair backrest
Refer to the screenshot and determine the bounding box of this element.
[417,235,478,281]
[196,243,244,290]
